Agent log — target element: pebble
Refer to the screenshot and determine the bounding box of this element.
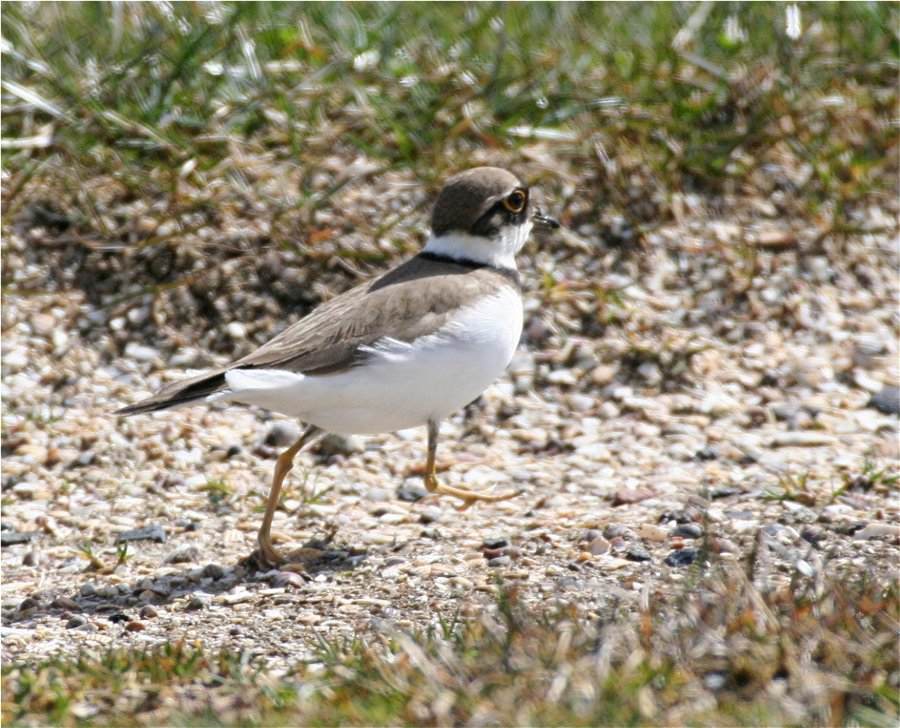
[51,596,80,611]
[185,596,207,611]
[602,524,631,539]
[125,621,146,632]
[868,386,900,416]
[66,615,87,629]
[625,546,652,562]
[664,549,697,567]
[770,432,838,448]
[225,321,246,339]
[567,393,595,412]
[418,507,441,524]
[123,342,159,363]
[1,531,36,547]
[116,524,166,544]
[202,563,227,580]
[800,527,825,545]
[18,596,40,611]
[638,524,668,542]
[396,483,427,502]
[851,523,899,542]
[319,433,365,456]
[487,556,511,568]
[166,545,200,564]
[611,487,655,506]
[482,536,509,550]
[588,537,610,555]
[710,538,739,554]
[139,605,158,619]
[672,524,703,539]
[264,421,301,448]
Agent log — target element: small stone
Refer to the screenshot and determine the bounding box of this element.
[396,483,427,502]
[1,531,36,546]
[591,365,617,387]
[51,596,80,611]
[868,386,900,416]
[547,369,578,387]
[124,342,160,363]
[225,322,246,339]
[66,615,87,629]
[165,545,200,564]
[852,523,900,542]
[567,393,595,412]
[202,563,226,580]
[711,486,742,499]
[418,507,441,524]
[598,402,620,419]
[711,538,739,554]
[185,596,207,611]
[699,391,739,416]
[107,612,130,624]
[139,605,158,619]
[116,524,166,544]
[73,451,95,467]
[672,524,703,539]
[18,597,40,611]
[695,446,718,461]
[264,421,301,448]
[664,549,697,567]
[269,571,307,589]
[80,583,97,597]
[795,560,814,577]
[638,524,667,542]
[602,524,630,539]
[611,487,654,506]
[588,537,609,555]
[770,432,837,448]
[482,536,509,550]
[800,527,825,546]
[625,546,652,562]
[318,433,364,456]
[488,556,511,568]
[125,621,146,632]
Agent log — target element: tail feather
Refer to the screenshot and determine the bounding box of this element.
[115,370,227,416]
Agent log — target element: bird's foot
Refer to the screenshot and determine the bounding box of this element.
[424,475,523,511]
[244,543,326,574]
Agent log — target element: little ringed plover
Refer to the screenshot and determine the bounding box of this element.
[117,166,559,567]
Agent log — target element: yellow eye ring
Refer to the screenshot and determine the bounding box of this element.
[503,190,527,213]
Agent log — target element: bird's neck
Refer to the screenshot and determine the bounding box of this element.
[422,225,531,271]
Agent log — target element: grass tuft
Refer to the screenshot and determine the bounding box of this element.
[3,567,897,726]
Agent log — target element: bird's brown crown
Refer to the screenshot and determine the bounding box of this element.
[430,167,527,237]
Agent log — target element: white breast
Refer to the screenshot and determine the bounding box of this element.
[217,286,523,434]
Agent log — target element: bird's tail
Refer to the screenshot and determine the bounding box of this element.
[115,370,227,416]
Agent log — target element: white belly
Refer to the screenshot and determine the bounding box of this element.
[215,288,523,434]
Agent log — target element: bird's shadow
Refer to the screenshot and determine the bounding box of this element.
[4,536,367,626]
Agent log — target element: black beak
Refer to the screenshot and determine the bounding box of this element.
[532,207,560,230]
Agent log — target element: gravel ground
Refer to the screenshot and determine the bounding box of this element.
[2,168,898,671]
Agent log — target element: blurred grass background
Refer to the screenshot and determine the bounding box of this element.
[2,1,897,224]
[2,1,897,361]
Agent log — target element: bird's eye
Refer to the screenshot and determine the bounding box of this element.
[503,190,527,213]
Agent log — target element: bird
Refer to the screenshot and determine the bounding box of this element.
[117,166,559,568]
